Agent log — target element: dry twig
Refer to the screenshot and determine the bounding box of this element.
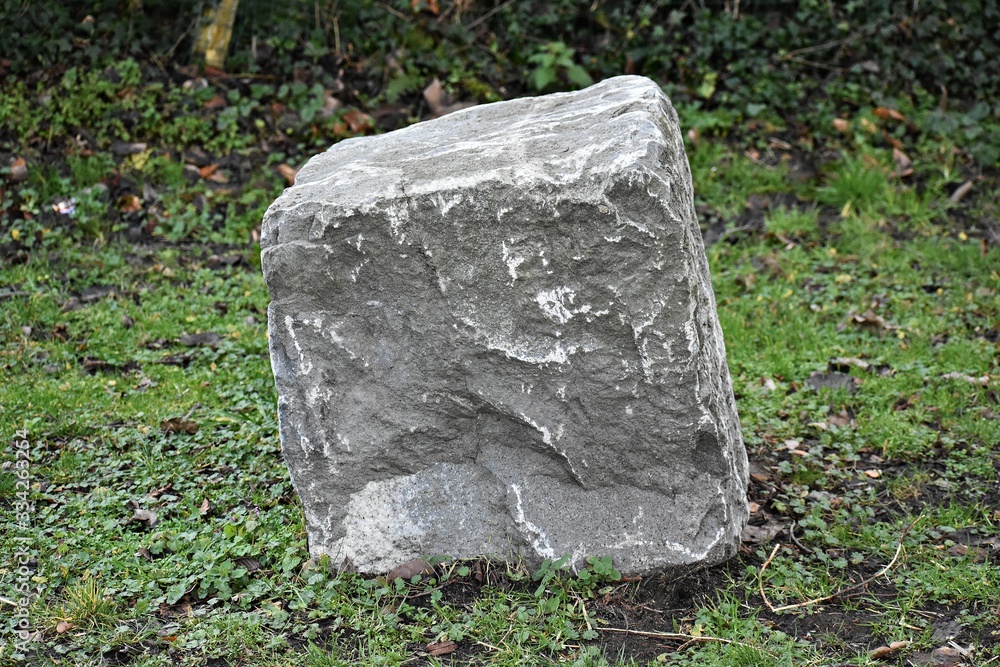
[759,517,922,613]
[598,627,733,645]
[948,180,975,205]
[597,627,773,654]
[463,0,516,30]
[788,521,814,554]
[572,593,594,633]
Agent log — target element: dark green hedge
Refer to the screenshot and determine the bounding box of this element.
[1,0,996,110]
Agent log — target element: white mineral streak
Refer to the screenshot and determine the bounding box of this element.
[386,201,409,240]
[305,384,330,409]
[325,323,357,360]
[510,484,555,559]
[459,316,579,365]
[314,204,340,233]
[436,192,462,215]
[348,259,369,283]
[305,507,340,561]
[608,506,649,548]
[501,241,525,284]
[535,286,595,324]
[535,286,575,324]
[521,415,580,483]
[297,432,311,458]
[284,315,312,375]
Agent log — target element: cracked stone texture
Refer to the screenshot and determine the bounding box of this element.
[261,75,749,575]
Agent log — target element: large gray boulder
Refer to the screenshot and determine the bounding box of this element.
[261,75,748,576]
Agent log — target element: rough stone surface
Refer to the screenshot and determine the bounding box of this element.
[261,75,749,575]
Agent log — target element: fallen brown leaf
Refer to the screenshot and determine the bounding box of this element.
[741,519,785,544]
[422,78,477,118]
[201,65,228,80]
[873,106,906,122]
[409,0,441,14]
[423,78,446,115]
[10,156,28,182]
[828,410,854,428]
[129,507,159,528]
[56,620,73,634]
[183,145,211,166]
[343,108,375,133]
[198,164,220,179]
[148,484,173,499]
[202,93,226,109]
[205,169,229,184]
[319,91,343,119]
[884,133,904,150]
[849,308,892,331]
[160,418,198,435]
[427,640,457,656]
[386,558,433,582]
[118,194,142,213]
[948,543,969,557]
[277,163,298,186]
[893,147,914,177]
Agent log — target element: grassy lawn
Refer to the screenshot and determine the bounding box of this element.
[2,4,999,665]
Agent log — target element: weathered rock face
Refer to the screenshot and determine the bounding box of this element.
[261,75,748,575]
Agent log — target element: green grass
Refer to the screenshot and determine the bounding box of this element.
[2,48,999,667]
